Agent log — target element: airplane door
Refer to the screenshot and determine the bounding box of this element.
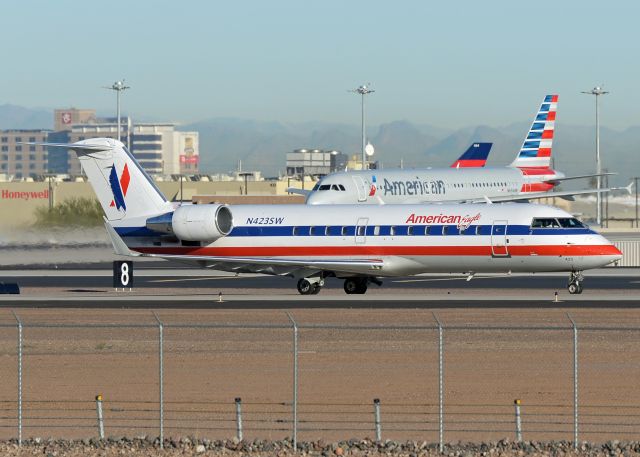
[491,220,509,257]
[352,176,367,202]
[355,217,368,244]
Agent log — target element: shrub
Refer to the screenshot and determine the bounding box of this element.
[34,197,104,228]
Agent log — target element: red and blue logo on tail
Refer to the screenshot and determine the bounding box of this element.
[109,164,130,211]
[450,143,492,168]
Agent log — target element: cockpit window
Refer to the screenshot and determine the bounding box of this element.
[312,183,320,191]
[557,218,586,228]
[338,184,346,191]
[331,184,340,191]
[531,218,561,228]
[318,184,331,191]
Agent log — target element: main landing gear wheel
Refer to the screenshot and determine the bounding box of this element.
[344,278,367,294]
[297,278,323,295]
[567,271,584,295]
[297,278,314,295]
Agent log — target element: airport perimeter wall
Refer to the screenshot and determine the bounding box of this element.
[0,182,304,229]
[1,310,640,448]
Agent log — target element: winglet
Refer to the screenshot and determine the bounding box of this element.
[104,218,139,257]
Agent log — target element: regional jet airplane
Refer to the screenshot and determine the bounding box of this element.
[33,138,621,295]
[304,95,617,205]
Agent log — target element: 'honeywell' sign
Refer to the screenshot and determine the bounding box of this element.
[1,190,50,201]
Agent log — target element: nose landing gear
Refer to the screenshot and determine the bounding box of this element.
[567,271,584,294]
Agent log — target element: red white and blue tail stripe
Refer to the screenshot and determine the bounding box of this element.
[510,95,558,169]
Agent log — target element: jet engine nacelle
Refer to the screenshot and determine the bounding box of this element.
[171,204,234,241]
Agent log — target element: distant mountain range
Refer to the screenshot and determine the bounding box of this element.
[1,104,638,186]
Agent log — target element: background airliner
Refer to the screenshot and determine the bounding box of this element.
[33,138,621,295]
[303,95,617,205]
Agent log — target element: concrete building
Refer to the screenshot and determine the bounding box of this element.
[285,148,348,177]
[53,108,96,132]
[0,130,50,178]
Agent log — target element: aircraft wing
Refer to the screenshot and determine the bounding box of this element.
[141,253,384,276]
[445,185,631,204]
[286,187,311,196]
[546,172,616,183]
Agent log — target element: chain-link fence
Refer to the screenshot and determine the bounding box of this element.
[2,310,640,449]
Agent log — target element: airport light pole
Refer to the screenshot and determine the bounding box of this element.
[581,86,609,226]
[350,84,374,170]
[105,80,130,144]
[634,177,639,228]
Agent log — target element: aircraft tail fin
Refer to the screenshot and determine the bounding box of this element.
[450,142,492,168]
[28,138,173,223]
[510,95,558,169]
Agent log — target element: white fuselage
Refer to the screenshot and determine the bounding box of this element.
[305,167,562,205]
[121,203,620,277]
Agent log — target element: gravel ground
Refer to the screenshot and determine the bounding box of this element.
[2,437,640,457]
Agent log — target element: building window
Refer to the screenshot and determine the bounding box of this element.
[42,154,48,160]
[1,155,7,160]
[15,146,22,152]
[0,164,6,170]
[15,155,22,161]
[29,154,36,161]
[15,163,22,170]
[29,145,36,152]
[1,137,7,143]
[1,146,7,152]
[29,163,36,170]
[28,137,36,142]
[15,137,22,142]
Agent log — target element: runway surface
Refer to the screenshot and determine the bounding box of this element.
[0,267,638,308]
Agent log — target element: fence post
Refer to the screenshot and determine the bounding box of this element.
[567,313,578,449]
[12,311,22,446]
[286,313,298,450]
[96,394,105,439]
[373,398,382,441]
[153,312,164,449]
[433,313,444,453]
[235,397,243,441]
[514,399,522,442]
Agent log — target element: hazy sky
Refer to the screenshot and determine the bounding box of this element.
[3,0,639,129]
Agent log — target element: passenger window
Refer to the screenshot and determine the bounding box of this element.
[356,226,365,236]
[475,225,482,235]
[424,226,431,235]
[390,226,396,236]
[293,227,301,236]
[373,226,380,236]
[341,226,348,236]
[407,226,414,235]
[443,226,449,235]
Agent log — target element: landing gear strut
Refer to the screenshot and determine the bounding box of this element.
[297,278,323,295]
[567,271,584,295]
